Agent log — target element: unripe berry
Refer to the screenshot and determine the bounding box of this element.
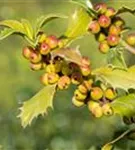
[98,15,111,28]
[74,89,87,101]
[22,46,33,59]
[88,21,100,34]
[58,39,65,48]
[96,32,106,42]
[126,34,135,46]
[104,88,116,100]
[105,7,116,17]
[91,87,103,101]
[38,33,47,43]
[80,65,91,76]
[72,97,85,107]
[88,101,99,112]
[109,25,121,35]
[57,76,71,90]
[81,56,91,67]
[40,73,49,85]
[107,34,120,46]
[47,73,59,84]
[46,35,58,49]
[113,17,125,27]
[78,84,88,94]
[30,62,42,71]
[40,42,50,55]
[83,79,93,91]
[30,51,42,63]
[94,3,107,14]
[69,62,80,72]
[46,64,56,73]
[54,61,62,73]
[99,41,110,54]
[71,72,83,85]
[102,103,113,116]
[61,63,72,75]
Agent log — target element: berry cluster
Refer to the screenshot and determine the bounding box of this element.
[72,79,117,118]
[88,3,125,53]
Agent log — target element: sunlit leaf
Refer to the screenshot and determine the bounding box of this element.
[65,8,91,38]
[0,20,25,34]
[116,6,135,15]
[111,94,135,117]
[102,144,113,150]
[18,84,56,128]
[51,47,82,66]
[21,19,34,40]
[0,28,15,40]
[92,66,135,91]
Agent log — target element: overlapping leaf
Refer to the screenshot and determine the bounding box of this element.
[18,84,56,128]
[116,6,135,15]
[0,28,15,40]
[92,66,135,91]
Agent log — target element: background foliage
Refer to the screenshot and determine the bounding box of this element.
[0,0,135,149]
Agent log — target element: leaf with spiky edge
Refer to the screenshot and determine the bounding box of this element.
[116,6,135,15]
[18,84,56,128]
[0,28,15,40]
[92,66,135,91]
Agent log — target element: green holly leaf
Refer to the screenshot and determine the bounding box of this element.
[51,47,83,66]
[111,94,135,117]
[21,19,34,40]
[34,14,67,37]
[92,66,135,91]
[65,8,91,38]
[101,144,113,150]
[0,28,15,40]
[0,20,25,34]
[18,84,56,128]
[116,6,135,15]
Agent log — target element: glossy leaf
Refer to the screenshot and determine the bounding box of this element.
[65,8,91,38]
[0,20,25,34]
[92,66,135,91]
[18,84,56,128]
[51,47,82,66]
[0,28,15,40]
[116,6,135,15]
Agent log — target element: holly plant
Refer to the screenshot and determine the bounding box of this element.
[1,0,135,149]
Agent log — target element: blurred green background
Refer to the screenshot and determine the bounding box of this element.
[0,0,135,149]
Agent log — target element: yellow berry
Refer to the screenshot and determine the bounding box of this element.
[72,97,85,107]
[102,103,113,116]
[91,87,103,101]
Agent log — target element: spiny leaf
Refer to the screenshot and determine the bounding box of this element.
[0,20,25,34]
[111,94,135,117]
[116,6,135,15]
[51,47,82,66]
[101,144,113,150]
[21,19,34,40]
[65,8,91,38]
[18,84,56,128]
[92,66,135,91]
[35,14,67,37]
[0,28,15,40]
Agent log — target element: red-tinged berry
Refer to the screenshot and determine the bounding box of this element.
[105,7,116,17]
[102,103,113,116]
[83,79,93,91]
[109,25,121,35]
[94,3,107,14]
[126,33,135,46]
[30,62,43,71]
[98,15,111,28]
[96,32,106,42]
[80,65,91,76]
[91,87,103,101]
[69,62,80,72]
[22,46,33,59]
[57,76,71,90]
[81,56,91,67]
[72,97,85,107]
[107,34,120,46]
[99,41,110,53]
[47,73,59,84]
[78,84,88,94]
[71,72,83,85]
[40,42,50,55]
[30,51,42,63]
[46,35,58,49]
[88,21,100,34]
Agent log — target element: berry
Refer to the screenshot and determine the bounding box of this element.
[94,3,107,14]
[30,51,42,63]
[46,64,56,73]
[69,62,80,72]
[38,33,47,43]
[40,73,49,85]
[30,62,43,71]
[47,73,59,84]
[74,89,87,101]
[96,32,106,42]
[98,15,111,28]
[54,61,62,73]
[57,76,71,90]
[40,42,50,55]
[102,103,113,116]
[113,17,125,27]
[81,56,91,67]
[83,79,93,91]
[46,35,58,49]
[78,84,88,94]
[22,46,33,59]
[126,33,135,46]
[104,88,116,100]
[105,7,116,17]
[109,25,121,35]
[80,65,91,76]
[71,72,83,85]
[88,21,100,34]
[61,63,72,75]
[99,41,110,53]
[107,34,120,46]
[90,87,103,101]
[72,97,85,107]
